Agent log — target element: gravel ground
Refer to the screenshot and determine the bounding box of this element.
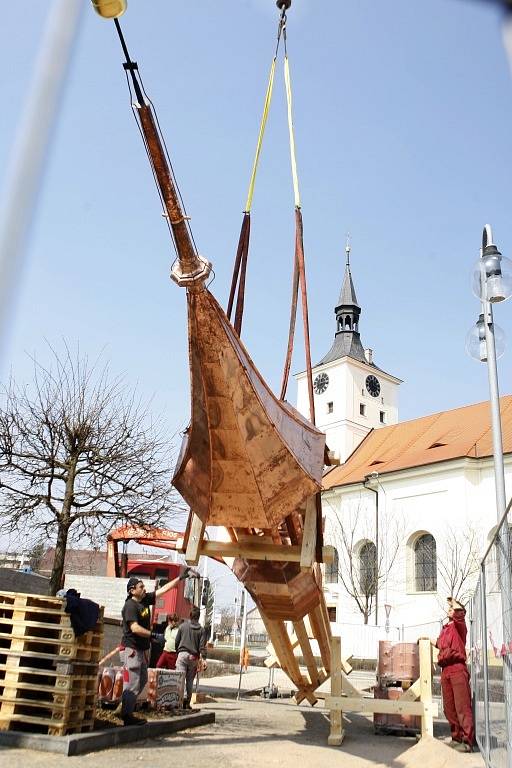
[0,697,485,768]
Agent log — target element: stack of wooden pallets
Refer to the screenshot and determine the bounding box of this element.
[0,591,103,736]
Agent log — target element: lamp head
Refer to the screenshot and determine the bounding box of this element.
[472,246,512,304]
[466,314,506,362]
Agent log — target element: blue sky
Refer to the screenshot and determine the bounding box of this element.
[2,0,512,603]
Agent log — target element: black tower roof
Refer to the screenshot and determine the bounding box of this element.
[317,242,372,367]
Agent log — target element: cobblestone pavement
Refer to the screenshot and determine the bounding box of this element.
[0,698,484,768]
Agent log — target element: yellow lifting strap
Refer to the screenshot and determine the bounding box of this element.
[244,36,301,212]
[245,58,277,213]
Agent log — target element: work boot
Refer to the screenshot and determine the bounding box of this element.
[123,714,147,727]
[453,741,473,753]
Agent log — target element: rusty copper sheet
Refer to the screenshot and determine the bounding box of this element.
[377,641,419,683]
[172,289,325,529]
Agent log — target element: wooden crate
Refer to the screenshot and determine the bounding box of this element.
[0,591,103,736]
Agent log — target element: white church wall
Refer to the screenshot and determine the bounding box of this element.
[322,455,512,644]
[296,357,400,463]
[346,361,399,435]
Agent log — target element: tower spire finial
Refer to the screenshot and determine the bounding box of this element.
[345,232,351,267]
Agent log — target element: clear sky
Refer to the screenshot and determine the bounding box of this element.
[2,0,512,604]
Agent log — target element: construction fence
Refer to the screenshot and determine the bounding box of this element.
[470,510,512,768]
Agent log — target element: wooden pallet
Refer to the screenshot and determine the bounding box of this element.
[0,668,98,700]
[0,634,101,662]
[0,710,96,736]
[0,591,68,610]
[0,591,103,736]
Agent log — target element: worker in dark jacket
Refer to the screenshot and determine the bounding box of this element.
[434,597,474,752]
[175,605,207,708]
[120,567,198,726]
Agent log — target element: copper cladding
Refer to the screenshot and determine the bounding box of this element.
[377,641,420,683]
[172,290,325,529]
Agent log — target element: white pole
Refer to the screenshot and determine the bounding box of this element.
[199,555,208,626]
[0,0,83,360]
[236,589,249,699]
[209,586,216,643]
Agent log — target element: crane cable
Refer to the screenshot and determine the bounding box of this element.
[227,5,315,420]
[228,1,323,561]
[226,9,285,333]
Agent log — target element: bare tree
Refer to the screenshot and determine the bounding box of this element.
[217,606,236,637]
[0,345,182,594]
[437,524,480,607]
[27,540,46,571]
[326,500,402,625]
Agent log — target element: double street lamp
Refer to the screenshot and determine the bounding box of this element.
[466,225,512,520]
[466,224,512,766]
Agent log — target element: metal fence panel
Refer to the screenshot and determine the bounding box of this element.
[471,517,512,768]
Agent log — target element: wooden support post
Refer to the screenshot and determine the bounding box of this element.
[342,675,362,698]
[293,618,320,688]
[264,632,299,669]
[325,697,431,716]
[300,496,317,570]
[197,540,334,564]
[309,606,331,672]
[265,621,306,683]
[418,638,434,738]
[185,513,205,566]
[328,636,344,746]
[399,678,421,702]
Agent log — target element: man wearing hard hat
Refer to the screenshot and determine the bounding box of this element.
[433,597,474,752]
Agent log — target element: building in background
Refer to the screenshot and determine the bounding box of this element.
[295,242,401,463]
[295,243,509,658]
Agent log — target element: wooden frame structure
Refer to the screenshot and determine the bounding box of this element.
[325,637,438,746]
[180,510,337,705]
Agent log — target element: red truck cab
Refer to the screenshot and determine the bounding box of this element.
[126,559,195,625]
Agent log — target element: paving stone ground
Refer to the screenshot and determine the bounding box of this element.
[0,697,485,768]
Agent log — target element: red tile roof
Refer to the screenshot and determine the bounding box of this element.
[323,396,512,490]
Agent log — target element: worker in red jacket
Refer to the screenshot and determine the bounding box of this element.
[434,597,474,752]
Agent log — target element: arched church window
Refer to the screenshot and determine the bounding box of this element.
[325,547,339,583]
[359,541,377,595]
[345,317,352,330]
[414,533,437,592]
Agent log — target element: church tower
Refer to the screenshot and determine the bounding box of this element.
[295,241,401,463]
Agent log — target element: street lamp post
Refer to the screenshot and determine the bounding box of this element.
[467,224,512,766]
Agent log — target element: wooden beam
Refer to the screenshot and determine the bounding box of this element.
[197,540,334,563]
[293,619,320,689]
[294,671,329,705]
[342,675,362,698]
[264,618,306,693]
[184,513,205,566]
[418,638,434,737]
[399,678,421,703]
[264,632,300,669]
[309,606,331,672]
[328,636,344,746]
[325,697,438,717]
[300,496,317,570]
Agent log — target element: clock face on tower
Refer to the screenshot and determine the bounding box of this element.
[313,372,329,395]
[365,374,381,398]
